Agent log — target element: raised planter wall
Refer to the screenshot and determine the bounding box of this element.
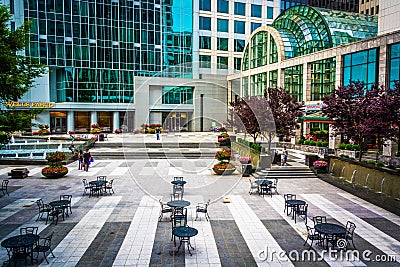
[232,142,260,168]
[329,158,400,199]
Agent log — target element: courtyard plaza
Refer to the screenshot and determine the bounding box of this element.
[0,132,399,266]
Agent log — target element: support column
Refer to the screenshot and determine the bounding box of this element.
[91,111,98,126]
[67,111,74,132]
[113,111,120,131]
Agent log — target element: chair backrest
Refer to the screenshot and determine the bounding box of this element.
[107,179,114,186]
[41,232,54,248]
[312,216,327,225]
[306,224,315,235]
[170,193,181,201]
[173,208,187,227]
[20,227,38,235]
[36,199,44,209]
[97,176,107,181]
[346,221,356,237]
[298,203,308,214]
[82,178,88,186]
[2,179,9,188]
[174,176,183,181]
[60,194,72,202]
[284,194,296,201]
[274,178,278,186]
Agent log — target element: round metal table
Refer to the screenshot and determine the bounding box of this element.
[172,226,198,255]
[171,180,186,186]
[49,199,70,218]
[167,200,191,208]
[1,234,39,265]
[314,223,346,249]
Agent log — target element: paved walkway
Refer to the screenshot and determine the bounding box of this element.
[0,135,399,266]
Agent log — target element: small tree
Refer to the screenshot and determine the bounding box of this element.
[230,96,275,144]
[264,87,304,150]
[322,81,400,161]
[0,4,47,141]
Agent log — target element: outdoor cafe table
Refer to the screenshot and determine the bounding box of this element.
[1,233,39,265]
[171,180,187,186]
[49,200,70,218]
[254,179,273,186]
[89,180,106,196]
[172,226,198,256]
[314,223,346,249]
[285,199,306,219]
[167,200,191,208]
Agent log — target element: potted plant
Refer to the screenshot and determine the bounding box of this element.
[215,149,233,161]
[212,162,236,175]
[239,157,252,164]
[90,123,101,133]
[114,129,122,134]
[42,151,69,178]
[313,160,328,174]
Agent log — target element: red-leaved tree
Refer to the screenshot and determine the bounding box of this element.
[322,81,400,161]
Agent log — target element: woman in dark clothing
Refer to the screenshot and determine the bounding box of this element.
[82,148,92,172]
[78,149,83,170]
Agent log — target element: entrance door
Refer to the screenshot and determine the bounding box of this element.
[54,117,67,133]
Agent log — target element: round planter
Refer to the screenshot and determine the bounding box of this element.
[213,168,236,175]
[42,170,68,179]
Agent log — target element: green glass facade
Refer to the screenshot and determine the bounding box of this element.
[389,43,400,88]
[269,70,278,88]
[343,48,378,88]
[250,73,266,96]
[284,65,303,101]
[310,58,336,100]
[24,0,193,103]
[250,31,268,69]
[162,86,193,104]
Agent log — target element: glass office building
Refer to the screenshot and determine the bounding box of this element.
[227,5,400,144]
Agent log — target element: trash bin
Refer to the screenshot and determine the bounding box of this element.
[241,164,252,177]
[99,133,104,141]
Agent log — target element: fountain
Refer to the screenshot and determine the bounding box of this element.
[58,144,62,151]
[376,177,385,195]
[339,166,346,180]
[347,170,357,185]
[362,173,370,191]
[9,136,15,144]
[330,162,336,176]
[29,152,33,159]
[43,152,47,159]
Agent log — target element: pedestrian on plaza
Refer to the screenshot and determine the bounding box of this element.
[78,149,83,170]
[281,146,288,166]
[155,128,160,140]
[82,148,92,172]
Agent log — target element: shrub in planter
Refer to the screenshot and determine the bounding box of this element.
[352,144,360,151]
[215,149,234,161]
[212,161,236,175]
[376,162,385,167]
[367,160,375,165]
[321,141,328,147]
[42,151,69,178]
[345,144,353,150]
[298,139,305,145]
[304,140,310,145]
[309,140,316,146]
[316,142,322,147]
[339,143,346,149]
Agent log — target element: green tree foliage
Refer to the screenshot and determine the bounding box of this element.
[0,4,47,140]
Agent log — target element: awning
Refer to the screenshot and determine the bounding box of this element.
[299,111,333,123]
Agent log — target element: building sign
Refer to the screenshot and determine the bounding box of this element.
[305,103,327,112]
[5,102,55,108]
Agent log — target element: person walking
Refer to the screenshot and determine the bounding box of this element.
[78,149,83,170]
[82,148,92,172]
[155,128,160,140]
[281,146,288,166]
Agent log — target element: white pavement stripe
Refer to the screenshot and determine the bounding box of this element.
[77,166,102,176]
[227,195,293,266]
[112,196,159,266]
[0,167,12,175]
[0,199,38,222]
[109,167,129,176]
[262,196,365,267]
[42,196,122,266]
[168,167,183,176]
[28,167,43,176]
[337,192,400,226]
[302,194,400,262]
[0,197,81,264]
[185,205,221,266]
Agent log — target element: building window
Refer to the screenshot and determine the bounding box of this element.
[251,23,261,33]
[242,47,249,71]
[234,39,245,52]
[376,5,379,14]
[269,70,278,88]
[284,65,303,101]
[217,38,228,51]
[371,7,374,15]
[269,38,278,64]
[200,36,211,49]
[389,43,400,88]
[234,57,242,71]
[217,56,228,69]
[343,48,378,89]
[250,31,267,69]
[217,19,229,32]
[365,9,369,15]
[162,86,194,104]
[267,6,273,19]
[199,55,212,68]
[242,76,249,96]
[250,72,266,96]
[234,21,245,34]
[311,58,336,101]
[251,4,262,18]
[217,0,229,13]
[199,16,211,30]
[234,2,245,16]
[199,0,211,11]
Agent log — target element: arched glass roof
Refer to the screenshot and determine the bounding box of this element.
[271,5,378,59]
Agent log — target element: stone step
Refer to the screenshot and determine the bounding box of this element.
[93,151,216,159]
